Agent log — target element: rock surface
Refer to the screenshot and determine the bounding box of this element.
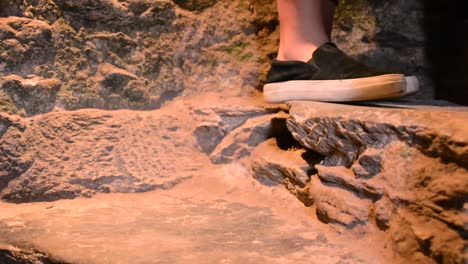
[333,0,431,99]
[0,0,277,116]
[0,94,278,203]
[0,175,393,264]
[251,101,467,263]
[0,0,463,263]
[0,94,401,264]
[0,0,431,117]
[1,95,467,263]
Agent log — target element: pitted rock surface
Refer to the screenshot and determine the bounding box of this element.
[278,101,467,263]
[0,96,400,263]
[0,181,393,264]
[1,98,466,263]
[0,0,278,116]
[0,95,278,203]
[0,0,462,263]
[0,0,431,117]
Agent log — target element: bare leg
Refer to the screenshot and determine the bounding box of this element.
[277,0,336,62]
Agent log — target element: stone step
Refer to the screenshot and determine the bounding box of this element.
[251,101,467,263]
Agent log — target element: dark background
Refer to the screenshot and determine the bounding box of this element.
[424,0,468,105]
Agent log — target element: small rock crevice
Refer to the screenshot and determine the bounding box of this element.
[0,244,67,264]
[0,114,32,195]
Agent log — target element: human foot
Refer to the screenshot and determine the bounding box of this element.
[263,43,419,103]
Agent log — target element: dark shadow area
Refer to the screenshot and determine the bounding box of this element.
[269,117,302,150]
[343,99,463,108]
[344,0,467,105]
[0,0,21,17]
[269,116,324,177]
[424,0,468,105]
[301,150,323,176]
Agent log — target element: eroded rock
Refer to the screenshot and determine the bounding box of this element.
[191,102,272,154]
[251,138,309,187]
[0,0,432,117]
[0,75,61,116]
[251,101,467,263]
[0,16,54,75]
[211,112,288,164]
[0,0,278,115]
[309,176,372,228]
[172,0,218,12]
[0,100,214,202]
[0,243,60,264]
[250,138,313,205]
[351,148,383,179]
[0,95,279,203]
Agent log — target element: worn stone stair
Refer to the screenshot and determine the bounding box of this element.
[0,97,466,263]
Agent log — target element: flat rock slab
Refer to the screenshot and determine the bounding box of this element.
[0,173,391,264]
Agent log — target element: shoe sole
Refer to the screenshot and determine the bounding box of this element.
[263,74,419,103]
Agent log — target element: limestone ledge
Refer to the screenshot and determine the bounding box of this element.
[1,98,466,263]
[252,101,467,263]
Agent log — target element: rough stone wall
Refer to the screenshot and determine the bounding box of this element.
[251,102,467,263]
[333,0,431,99]
[0,0,278,116]
[0,0,430,117]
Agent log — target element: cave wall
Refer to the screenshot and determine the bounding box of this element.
[0,0,433,116]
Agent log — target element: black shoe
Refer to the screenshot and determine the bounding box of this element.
[263,42,419,103]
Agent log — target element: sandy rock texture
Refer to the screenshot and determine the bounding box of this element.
[0,94,281,202]
[0,0,277,116]
[0,94,400,264]
[251,102,467,263]
[0,0,458,263]
[1,95,467,263]
[0,0,430,117]
[0,178,393,264]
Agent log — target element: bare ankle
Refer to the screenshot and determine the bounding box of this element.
[276,42,323,62]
